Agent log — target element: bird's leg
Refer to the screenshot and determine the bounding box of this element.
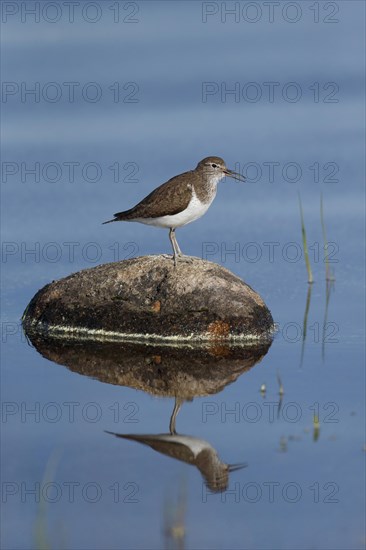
[172,229,183,256]
[169,397,184,435]
[170,228,197,266]
[169,228,179,266]
[169,228,194,265]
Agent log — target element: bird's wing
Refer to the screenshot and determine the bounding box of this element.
[113,171,195,220]
[109,432,197,464]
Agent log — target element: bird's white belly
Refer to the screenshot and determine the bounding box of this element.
[135,190,213,229]
[147,435,211,457]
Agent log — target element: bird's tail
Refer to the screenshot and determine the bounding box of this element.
[102,208,134,225]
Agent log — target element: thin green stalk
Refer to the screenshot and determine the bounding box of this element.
[163,476,187,550]
[276,372,284,419]
[322,279,334,362]
[320,193,335,281]
[313,413,320,442]
[300,284,313,368]
[298,193,314,284]
[34,451,61,550]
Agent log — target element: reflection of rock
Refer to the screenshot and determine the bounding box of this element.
[25,335,272,399]
[22,255,274,343]
[107,430,246,493]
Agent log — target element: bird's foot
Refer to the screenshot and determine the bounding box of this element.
[171,253,196,267]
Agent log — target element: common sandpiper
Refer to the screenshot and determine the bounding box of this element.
[106,398,246,493]
[103,156,245,264]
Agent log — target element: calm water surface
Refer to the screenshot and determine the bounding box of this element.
[1,2,365,549]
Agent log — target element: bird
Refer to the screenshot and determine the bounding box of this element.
[106,430,246,493]
[103,156,245,264]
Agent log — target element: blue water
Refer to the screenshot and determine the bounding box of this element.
[1,2,365,549]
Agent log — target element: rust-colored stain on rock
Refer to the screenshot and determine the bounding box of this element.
[208,343,231,358]
[151,300,161,313]
[207,320,230,339]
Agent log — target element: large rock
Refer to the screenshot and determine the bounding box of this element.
[22,255,273,343]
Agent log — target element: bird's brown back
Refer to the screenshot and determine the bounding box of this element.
[112,170,202,220]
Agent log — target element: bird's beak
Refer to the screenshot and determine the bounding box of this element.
[228,462,248,472]
[223,168,246,182]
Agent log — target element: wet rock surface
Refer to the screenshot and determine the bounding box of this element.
[22,255,274,343]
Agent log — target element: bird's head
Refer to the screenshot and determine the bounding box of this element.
[196,156,246,183]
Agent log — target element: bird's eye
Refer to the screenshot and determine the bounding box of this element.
[211,163,217,168]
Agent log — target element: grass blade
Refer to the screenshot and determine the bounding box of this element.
[298,193,314,284]
[320,193,335,281]
[300,284,313,368]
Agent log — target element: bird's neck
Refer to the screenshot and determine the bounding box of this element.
[193,172,223,204]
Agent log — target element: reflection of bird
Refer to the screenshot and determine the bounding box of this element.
[103,157,245,264]
[106,430,246,493]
